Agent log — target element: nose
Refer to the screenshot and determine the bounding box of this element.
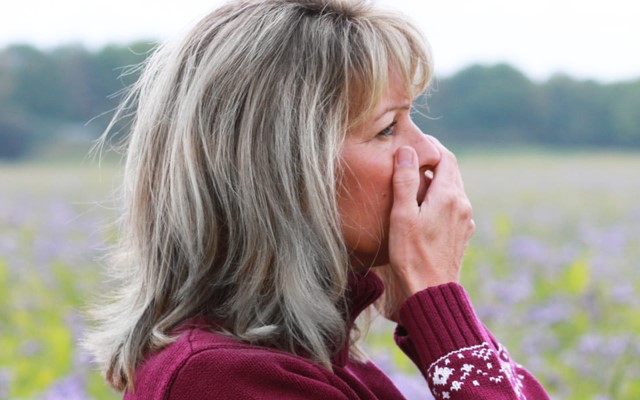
[407,122,440,171]
[406,122,439,203]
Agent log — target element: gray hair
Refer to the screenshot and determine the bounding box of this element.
[86,0,432,390]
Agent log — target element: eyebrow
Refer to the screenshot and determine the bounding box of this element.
[374,103,412,121]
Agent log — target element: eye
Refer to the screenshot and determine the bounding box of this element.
[378,121,397,137]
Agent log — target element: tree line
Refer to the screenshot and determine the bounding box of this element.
[1,42,639,159]
[418,64,640,148]
[0,42,153,159]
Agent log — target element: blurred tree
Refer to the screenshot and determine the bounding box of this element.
[416,65,640,148]
[0,42,155,159]
[539,75,615,146]
[0,42,639,160]
[2,45,66,118]
[420,64,544,144]
[609,80,640,146]
[0,111,34,159]
[52,46,98,120]
[87,41,156,126]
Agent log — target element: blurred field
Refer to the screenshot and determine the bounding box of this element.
[1,151,639,399]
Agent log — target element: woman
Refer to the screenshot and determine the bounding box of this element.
[87,0,550,398]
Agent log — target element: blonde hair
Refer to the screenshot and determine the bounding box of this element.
[86,0,432,391]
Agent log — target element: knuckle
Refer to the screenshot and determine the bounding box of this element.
[442,190,463,207]
[440,192,472,217]
[459,201,473,219]
[438,191,456,207]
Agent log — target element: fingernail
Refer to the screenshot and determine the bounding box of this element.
[396,147,414,167]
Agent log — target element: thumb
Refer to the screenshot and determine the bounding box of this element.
[392,146,420,209]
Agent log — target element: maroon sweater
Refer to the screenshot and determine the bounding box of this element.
[125,273,549,399]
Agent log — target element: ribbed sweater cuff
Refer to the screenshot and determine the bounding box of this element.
[395,282,489,370]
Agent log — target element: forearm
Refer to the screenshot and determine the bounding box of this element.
[394,283,549,400]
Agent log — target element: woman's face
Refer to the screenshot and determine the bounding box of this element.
[338,69,440,268]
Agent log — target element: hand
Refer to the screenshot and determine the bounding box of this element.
[387,137,475,301]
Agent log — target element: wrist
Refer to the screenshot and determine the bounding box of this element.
[394,267,459,298]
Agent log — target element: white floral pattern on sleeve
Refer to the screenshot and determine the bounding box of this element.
[426,343,528,400]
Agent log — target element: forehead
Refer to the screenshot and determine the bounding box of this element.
[373,69,411,116]
[352,68,411,130]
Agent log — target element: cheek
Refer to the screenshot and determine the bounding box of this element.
[337,157,395,248]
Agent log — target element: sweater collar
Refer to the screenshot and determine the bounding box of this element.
[332,269,385,366]
[345,269,385,323]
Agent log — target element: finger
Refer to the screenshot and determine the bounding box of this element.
[392,146,420,209]
[427,139,464,189]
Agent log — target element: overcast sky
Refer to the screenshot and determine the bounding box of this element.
[2,0,639,82]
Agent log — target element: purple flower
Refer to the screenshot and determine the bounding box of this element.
[20,339,43,357]
[489,274,533,304]
[577,333,603,353]
[369,352,432,400]
[47,199,77,232]
[38,373,89,400]
[527,300,575,325]
[0,368,13,399]
[609,283,637,306]
[509,236,547,262]
[389,372,433,400]
[0,234,18,255]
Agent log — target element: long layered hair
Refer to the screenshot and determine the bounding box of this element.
[86,0,432,390]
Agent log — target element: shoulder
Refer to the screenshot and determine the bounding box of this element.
[127,322,351,400]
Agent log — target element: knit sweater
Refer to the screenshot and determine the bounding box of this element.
[124,272,549,399]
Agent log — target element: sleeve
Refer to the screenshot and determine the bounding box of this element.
[166,347,355,400]
[394,282,550,400]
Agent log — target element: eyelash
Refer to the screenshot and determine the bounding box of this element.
[378,121,398,137]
